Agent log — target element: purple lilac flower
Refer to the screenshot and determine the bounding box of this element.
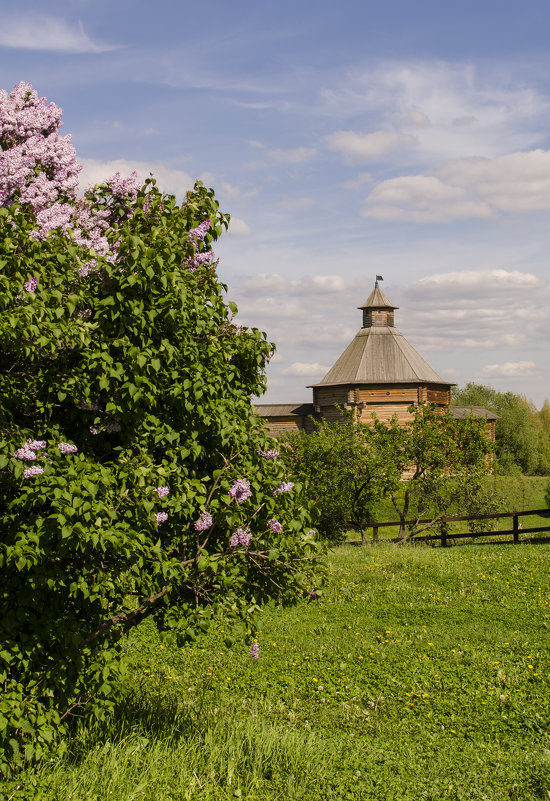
[258,448,279,460]
[186,251,215,272]
[309,588,319,600]
[155,486,170,498]
[188,219,210,242]
[267,518,283,533]
[230,528,252,547]
[273,481,294,497]
[27,439,46,451]
[90,426,99,435]
[194,512,212,532]
[23,276,38,293]
[13,447,36,461]
[249,642,260,660]
[57,442,77,454]
[23,465,44,479]
[155,511,168,524]
[228,478,252,503]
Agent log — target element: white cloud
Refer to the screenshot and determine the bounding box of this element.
[362,149,550,222]
[362,175,493,222]
[267,147,317,163]
[282,362,330,376]
[227,217,252,237]
[0,16,118,53]
[79,159,193,197]
[238,273,288,296]
[400,110,431,127]
[290,275,349,295]
[409,269,544,298]
[326,129,416,161]
[219,182,259,200]
[479,361,536,378]
[343,172,373,190]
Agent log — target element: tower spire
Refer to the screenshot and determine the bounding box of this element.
[358,279,398,328]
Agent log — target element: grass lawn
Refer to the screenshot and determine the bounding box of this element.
[6,540,550,801]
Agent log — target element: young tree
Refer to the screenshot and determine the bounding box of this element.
[283,411,401,542]
[0,83,320,769]
[284,404,493,543]
[382,404,494,540]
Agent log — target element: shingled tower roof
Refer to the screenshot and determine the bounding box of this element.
[310,282,449,387]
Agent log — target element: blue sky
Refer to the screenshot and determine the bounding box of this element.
[2,0,550,406]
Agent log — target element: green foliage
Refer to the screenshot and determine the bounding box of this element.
[284,404,493,542]
[0,180,321,771]
[452,383,550,475]
[283,411,401,541]
[382,404,494,538]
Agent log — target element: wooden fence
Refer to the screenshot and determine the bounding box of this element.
[367,508,550,547]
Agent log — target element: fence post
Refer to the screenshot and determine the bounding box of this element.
[440,521,448,548]
[372,525,379,544]
[513,513,519,544]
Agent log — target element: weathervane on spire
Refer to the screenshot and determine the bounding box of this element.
[375,274,384,288]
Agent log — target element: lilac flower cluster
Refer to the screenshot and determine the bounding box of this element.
[155,486,170,498]
[186,251,215,272]
[23,276,38,293]
[23,465,44,479]
[57,442,78,454]
[267,518,283,533]
[273,481,294,497]
[257,448,279,460]
[13,438,47,478]
[249,642,260,660]
[1,83,139,267]
[194,512,213,532]
[228,478,252,503]
[189,219,210,242]
[230,528,252,547]
[13,439,47,461]
[186,218,215,271]
[27,440,46,451]
[155,511,169,525]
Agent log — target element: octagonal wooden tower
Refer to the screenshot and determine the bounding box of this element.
[309,281,453,425]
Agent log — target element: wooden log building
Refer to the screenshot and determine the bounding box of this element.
[255,280,498,437]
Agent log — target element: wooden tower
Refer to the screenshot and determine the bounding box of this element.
[309,281,453,424]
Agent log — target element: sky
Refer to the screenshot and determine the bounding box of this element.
[1,0,550,407]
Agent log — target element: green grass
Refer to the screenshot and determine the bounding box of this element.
[5,541,550,800]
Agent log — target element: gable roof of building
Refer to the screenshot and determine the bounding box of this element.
[449,405,499,420]
[310,325,449,387]
[359,285,399,310]
[254,403,314,417]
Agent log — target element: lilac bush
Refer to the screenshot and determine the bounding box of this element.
[0,81,320,771]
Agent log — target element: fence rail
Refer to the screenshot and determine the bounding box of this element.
[367,508,550,547]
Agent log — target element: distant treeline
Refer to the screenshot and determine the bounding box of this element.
[452,383,550,475]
